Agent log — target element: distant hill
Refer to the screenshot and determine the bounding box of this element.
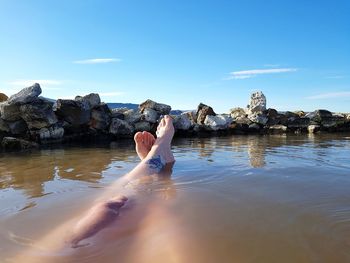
[107,103,139,110]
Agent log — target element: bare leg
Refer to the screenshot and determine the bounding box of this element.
[12,116,176,261]
[66,116,175,247]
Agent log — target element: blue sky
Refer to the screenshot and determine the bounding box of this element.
[0,0,349,112]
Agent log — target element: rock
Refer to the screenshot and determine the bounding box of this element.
[305,110,332,123]
[8,119,28,135]
[320,115,346,128]
[1,137,38,151]
[173,113,192,130]
[183,110,197,124]
[204,115,231,130]
[134,121,151,132]
[196,103,216,124]
[124,109,142,124]
[235,116,252,125]
[142,108,159,123]
[8,83,42,105]
[109,118,134,136]
[139,99,171,115]
[248,123,261,130]
[37,125,64,141]
[82,93,101,108]
[287,117,310,128]
[230,107,246,119]
[294,110,305,117]
[111,108,128,119]
[0,102,22,121]
[54,99,91,127]
[248,112,268,125]
[284,111,299,119]
[0,118,10,132]
[20,98,58,129]
[308,125,321,133]
[346,114,350,122]
[269,125,287,133]
[0,93,8,102]
[266,108,279,125]
[248,91,266,113]
[90,103,112,130]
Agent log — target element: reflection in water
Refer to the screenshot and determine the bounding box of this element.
[0,144,136,199]
[0,134,350,262]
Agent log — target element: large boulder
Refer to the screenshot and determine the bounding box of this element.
[230,107,246,120]
[36,125,64,142]
[0,93,8,102]
[75,93,101,108]
[139,99,171,115]
[286,117,310,128]
[266,108,279,125]
[0,102,22,121]
[90,103,112,130]
[54,99,91,127]
[1,137,38,151]
[20,98,57,129]
[8,83,42,105]
[305,110,332,123]
[0,118,10,132]
[204,115,231,130]
[174,113,192,130]
[196,103,216,124]
[111,108,128,119]
[134,121,151,132]
[109,118,134,136]
[142,108,159,123]
[248,112,268,125]
[7,119,28,135]
[248,91,266,113]
[124,109,142,124]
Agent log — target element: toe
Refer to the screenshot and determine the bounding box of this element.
[134,132,143,143]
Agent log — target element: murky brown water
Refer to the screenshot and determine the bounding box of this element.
[1,134,350,263]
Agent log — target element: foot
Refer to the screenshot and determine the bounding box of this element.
[134,131,156,160]
[147,115,175,164]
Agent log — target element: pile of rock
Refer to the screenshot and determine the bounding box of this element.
[173,102,232,132]
[1,83,350,151]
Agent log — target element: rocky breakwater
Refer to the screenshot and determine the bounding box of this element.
[1,84,349,151]
[172,91,350,135]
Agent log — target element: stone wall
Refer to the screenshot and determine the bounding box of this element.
[1,84,349,151]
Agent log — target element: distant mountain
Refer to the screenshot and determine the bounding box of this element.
[107,103,138,110]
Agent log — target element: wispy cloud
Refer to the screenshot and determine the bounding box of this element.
[73,58,121,64]
[8,79,62,89]
[306,91,350,99]
[225,68,297,80]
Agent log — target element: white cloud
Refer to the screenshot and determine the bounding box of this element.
[226,68,297,80]
[73,58,121,64]
[306,92,350,99]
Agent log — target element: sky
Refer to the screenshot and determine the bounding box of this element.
[0,0,349,113]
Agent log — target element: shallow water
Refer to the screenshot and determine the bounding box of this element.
[0,134,350,263]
